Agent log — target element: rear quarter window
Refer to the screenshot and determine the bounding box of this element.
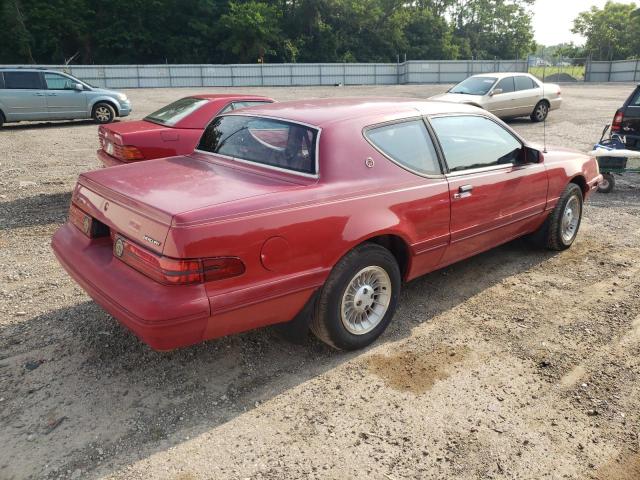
[3,71,43,89]
[365,119,441,175]
[514,76,536,91]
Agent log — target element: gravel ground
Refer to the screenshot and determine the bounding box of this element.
[1,83,639,480]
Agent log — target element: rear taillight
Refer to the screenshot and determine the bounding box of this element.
[69,203,109,238]
[118,145,145,161]
[612,109,624,132]
[112,235,244,285]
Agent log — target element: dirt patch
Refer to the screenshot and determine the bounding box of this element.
[367,347,468,394]
[597,453,640,480]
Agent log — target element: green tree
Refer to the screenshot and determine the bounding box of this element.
[572,1,638,60]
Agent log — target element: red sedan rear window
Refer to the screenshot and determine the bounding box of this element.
[197,115,318,175]
[145,97,209,126]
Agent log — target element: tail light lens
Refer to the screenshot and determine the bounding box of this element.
[69,203,109,238]
[612,109,624,133]
[112,234,244,285]
[118,145,145,161]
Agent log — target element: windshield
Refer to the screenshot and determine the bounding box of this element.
[145,97,209,126]
[449,76,497,95]
[197,115,318,175]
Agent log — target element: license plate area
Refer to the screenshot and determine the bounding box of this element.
[69,203,110,238]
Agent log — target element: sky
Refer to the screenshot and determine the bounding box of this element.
[533,0,637,46]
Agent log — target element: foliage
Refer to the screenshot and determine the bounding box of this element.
[0,0,536,64]
[572,1,639,60]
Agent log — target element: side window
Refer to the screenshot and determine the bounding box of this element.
[495,77,515,94]
[431,116,522,172]
[0,73,4,89]
[3,72,42,89]
[514,76,536,91]
[44,73,75,90]
[366,120,441,175]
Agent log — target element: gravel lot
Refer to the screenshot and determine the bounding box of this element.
[1,83,640,480]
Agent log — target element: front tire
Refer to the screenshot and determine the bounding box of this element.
[310,243,401,350]
[530,100,549,122]
[92,102,116,124]
[598,173,615,193]
[0,111,5,128]
[533,183,583,251]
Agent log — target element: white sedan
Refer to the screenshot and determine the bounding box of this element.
[429,72,562,122]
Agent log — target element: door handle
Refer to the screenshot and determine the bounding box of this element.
[453,184,473,199]
[47,93,57,96]
[34,93,45,96]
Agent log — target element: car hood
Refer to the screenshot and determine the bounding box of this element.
[429,92,484,104]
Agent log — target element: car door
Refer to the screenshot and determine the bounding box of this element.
[428,114,548,266]
[43,72,88,120]
[621,86,640,149]
[0,71,48,121]
[485,76,518,117]
[511,76,542,117]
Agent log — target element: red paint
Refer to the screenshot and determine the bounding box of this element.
[53,98,602,350]
[97,94,274,167]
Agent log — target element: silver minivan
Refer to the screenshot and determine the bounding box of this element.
[0,68,131,127]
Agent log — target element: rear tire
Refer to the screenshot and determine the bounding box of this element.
[530,100,549,122]
[310,243,401,350]
[531,183,583,251]
[598,173,615,193]
[92,102,116,124]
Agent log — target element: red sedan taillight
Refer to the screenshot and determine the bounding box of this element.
[112,234,245,285]
[69,203,109,238]
[612,109,624,133]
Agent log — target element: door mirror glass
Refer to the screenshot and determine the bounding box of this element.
[72,83,84,91]
[490,88,503,96]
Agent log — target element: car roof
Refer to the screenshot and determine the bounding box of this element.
[471,72,533,79]
[226,97,482,128]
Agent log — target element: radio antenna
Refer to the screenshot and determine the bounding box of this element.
[542,74,548,153]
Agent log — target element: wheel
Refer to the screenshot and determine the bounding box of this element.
[310,243,401,350]
[530,100,549,122]
[598,173,615,193]
[532,183,583,251]
[92,102,115,124]
[0,111,5,128]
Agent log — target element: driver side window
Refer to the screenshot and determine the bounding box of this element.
[495,77,515,94]
[431,116,522,172]
[44,73,75,90]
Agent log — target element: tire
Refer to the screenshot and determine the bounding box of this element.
[530,100,549,122]
[92,102,116,124]
[598,173,615,193]
[310,243,401,350]
[532,183,584,251]
[0,111,4,128]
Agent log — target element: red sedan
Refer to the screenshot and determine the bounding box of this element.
[97,94,274,167]
[53,98,601,351]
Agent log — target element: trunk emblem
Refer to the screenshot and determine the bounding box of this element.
[82,216,91,235]
[144,235,161,247]
[114,238,124,258]
[104,201,109,212]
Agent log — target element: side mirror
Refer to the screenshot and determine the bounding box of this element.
[72,83,84,91]
[490,88,503,96]
[522,146,544,164]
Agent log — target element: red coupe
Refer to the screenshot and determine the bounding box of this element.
[53,98,601,351]
[97,94,274,167]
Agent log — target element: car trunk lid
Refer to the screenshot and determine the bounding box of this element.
[73,155,304,254]
[98,121,168,161]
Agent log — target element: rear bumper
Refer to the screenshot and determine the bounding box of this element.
[549,97,562,111]
[97,148,126,168]
[118,101,132,117]
[52,223,210,350]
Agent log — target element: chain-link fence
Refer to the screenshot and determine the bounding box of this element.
[528,56,588,82]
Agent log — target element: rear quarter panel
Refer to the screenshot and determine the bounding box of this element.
[543,149,599,207]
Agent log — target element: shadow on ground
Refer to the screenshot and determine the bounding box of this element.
[0,192,71,229]
[0,238,556,479]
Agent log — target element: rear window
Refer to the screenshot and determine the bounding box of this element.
[197,115,318,175]
[3,71,42,89]
[365,120,441,175]
[145,97,209,126]
[630,87,640,107]
[219,100,272,114]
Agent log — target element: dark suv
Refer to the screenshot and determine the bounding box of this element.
[612,84,640,150]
